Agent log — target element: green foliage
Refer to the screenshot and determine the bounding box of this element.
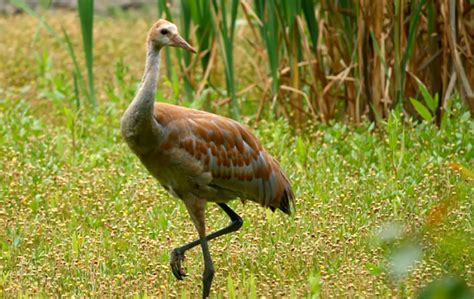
[177,0,194,102]
[418,276,473,299]
[77,0,96,106]
[301,0,318,50]
[254,0,280,94]
[62,28,87,108]
[184,0,214,72]
[1,6,472,298]
[410,77,439,122]
[397,0,426,105]
[410,98,433,122]
[212,0,240,119]
[1,67,472,296]
[308,269,322,298]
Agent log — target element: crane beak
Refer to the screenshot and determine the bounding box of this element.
[172,34,197,54]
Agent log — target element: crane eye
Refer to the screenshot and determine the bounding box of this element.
[160,29,169,35]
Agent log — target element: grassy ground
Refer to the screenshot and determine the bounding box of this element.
[1,13,473,298]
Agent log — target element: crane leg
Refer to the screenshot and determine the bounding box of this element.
[199,234,214,298]
[170,203,243,283]
[180,198,216,298]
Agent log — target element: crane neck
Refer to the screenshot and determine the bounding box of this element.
[126,43,161,119]
[140,44,161,94]
[127,43,161,125]
[121,43,163,154]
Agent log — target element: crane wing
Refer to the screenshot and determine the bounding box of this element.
[161,111,294,214]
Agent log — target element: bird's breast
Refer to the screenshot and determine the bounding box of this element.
[121,112,163,156]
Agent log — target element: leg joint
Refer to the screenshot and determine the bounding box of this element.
[233,216,243,230]
[218,203,243,231]
[172,247,183,256]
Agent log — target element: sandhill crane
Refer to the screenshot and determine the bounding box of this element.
[121,20,294,298]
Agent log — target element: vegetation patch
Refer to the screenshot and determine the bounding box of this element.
[0,9,473,298]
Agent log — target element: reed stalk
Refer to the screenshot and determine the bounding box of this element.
[78,0,96,106]
[15,0,474,123]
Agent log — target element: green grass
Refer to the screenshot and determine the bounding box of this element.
[0,13,473,298]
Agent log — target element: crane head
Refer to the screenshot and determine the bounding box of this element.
[147,19,196,54]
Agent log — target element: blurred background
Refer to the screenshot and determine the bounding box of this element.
[1,0,473,125]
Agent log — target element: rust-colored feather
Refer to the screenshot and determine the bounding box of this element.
[153,103,294,214]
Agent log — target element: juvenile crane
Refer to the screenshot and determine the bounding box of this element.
[121,20,294,298]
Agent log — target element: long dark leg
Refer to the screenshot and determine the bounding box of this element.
[175,204,242,252]
[181,198,216,298]
[199,235,214,298]
[170,203,243,280]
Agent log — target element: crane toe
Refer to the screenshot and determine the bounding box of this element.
[170,249,187,280]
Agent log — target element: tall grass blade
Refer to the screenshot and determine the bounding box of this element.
[178,0,194,102]
[254,0,280,95]
[301,0,318,50]
[62,27,88,105]
[277,0,303,123]
[212,0,240,119]
[393,0,402,111]
[189,0,214,72]
[72,72,80,109]
[78,0,96,106]
[409,98,433,121]
[396,0,426,106]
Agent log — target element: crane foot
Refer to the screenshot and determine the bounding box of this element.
[170,248,187,280]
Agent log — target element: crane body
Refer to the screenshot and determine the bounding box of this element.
[121,19,294,298]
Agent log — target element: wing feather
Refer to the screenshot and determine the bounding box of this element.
[158,104,294,213]
[183,117,290,212]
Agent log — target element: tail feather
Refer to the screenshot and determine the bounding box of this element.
[278,188,294,215]
[278,167,295,215]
